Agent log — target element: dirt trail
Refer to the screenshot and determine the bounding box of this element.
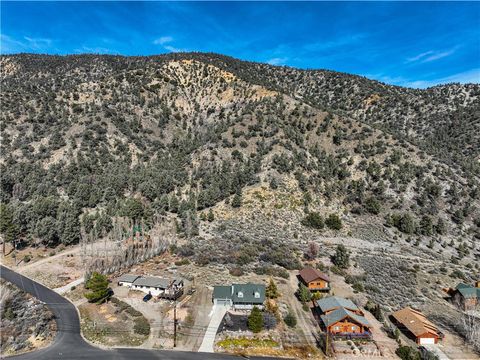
[16,246,80,272]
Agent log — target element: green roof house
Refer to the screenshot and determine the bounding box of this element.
[212,283,265,310]
[451,282,480,310]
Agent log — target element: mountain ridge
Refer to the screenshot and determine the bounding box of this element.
[0,53,478,271]
[3,52,479,170]
[4,51,479,89]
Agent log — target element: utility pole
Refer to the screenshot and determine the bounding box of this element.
[173,298,177,348]
[325,330,329,357]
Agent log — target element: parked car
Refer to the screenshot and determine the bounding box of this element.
[143,293,152,302]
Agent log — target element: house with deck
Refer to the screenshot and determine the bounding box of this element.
[316,296,371,338]
[213,283,265,310]
[298,267,331,292]
[390,307,442,345]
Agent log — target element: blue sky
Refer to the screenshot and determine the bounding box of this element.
[1,1,479,88]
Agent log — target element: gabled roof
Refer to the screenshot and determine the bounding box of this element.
[299,268,330,283]
[455,283,480,299]
[118,274,141,283]
[232,283,265,304]
[213,283,265,304]
[316,296,359,313]
[133,276,180,289]
[321,307,370,328]
[391,307,439,338]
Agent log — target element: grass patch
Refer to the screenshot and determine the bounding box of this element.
[217,337,279,349]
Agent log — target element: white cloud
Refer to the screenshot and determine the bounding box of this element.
[153,36,173,45]
[401,68,480,88]
[152,36,187,53]
[422,49,456,62]
[406,50,434,63]
[164,45,188,53]
[406,47,457,63]
[1,34,54,53]
[266,57,288,66]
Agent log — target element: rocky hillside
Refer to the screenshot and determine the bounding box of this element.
[0,280,55,355]
[0,53,479,272]
[182,53,480,169]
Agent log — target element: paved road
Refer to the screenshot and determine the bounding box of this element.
[0,265,281,360]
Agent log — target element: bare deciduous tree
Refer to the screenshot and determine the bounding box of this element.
[304,241,319,260]
[461,308,480,353]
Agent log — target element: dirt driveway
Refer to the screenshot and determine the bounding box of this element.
[113,285,172,349]
[278,271,320,347]
[362,310,399,359]
[176,287,213,352]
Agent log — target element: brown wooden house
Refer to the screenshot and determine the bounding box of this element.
[298,267,330,292]
[390,307,441,345]
[316,296,371,338]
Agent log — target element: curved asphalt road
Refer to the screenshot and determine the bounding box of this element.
[1,265,282,360]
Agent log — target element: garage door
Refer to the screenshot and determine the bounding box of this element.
[419,337,435,345]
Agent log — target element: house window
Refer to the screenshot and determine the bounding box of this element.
[334,326,340,331]
[351,326,356,331]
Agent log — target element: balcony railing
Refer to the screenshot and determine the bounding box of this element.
[330,331,372,339]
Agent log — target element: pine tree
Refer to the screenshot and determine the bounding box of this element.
[325,213,342,230]
[301,212,324,229]
[247,306,264,333]
[231,191,242,208]
[169,195,179,213]
[283,310,297,328]
[269,177,278,190]
[122,198,144,220]
[298,283,312,304]
[332,244,350,269]
[207,208,215,222]
[56,202,80,245]
[85,272,111,304]
[0,203,19,254]
[266,278,279,299]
